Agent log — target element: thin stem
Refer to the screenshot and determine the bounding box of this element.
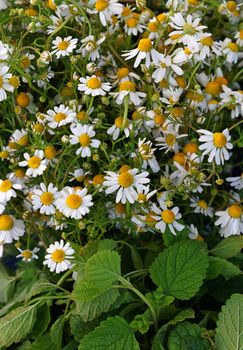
[121,95,129,130]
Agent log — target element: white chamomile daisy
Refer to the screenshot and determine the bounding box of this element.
[0,214,25,243]
[136,185,156,203]
[94,0,123,27]
[19,150,48,177]
[215,204,243,238]
[79,35,106,61]
[152,55,183,83]
[104,168,150,204]
[235,29,243,47]
[151,201,185,235]
[16,247,39,262]
[43,240,74,273]
[70,124,100,157]
[222,39,239,63]
[198,128,233,165]
[0,65,14,102]
[190,197,214,217]
[78,75,111,96]
[188,224,203,240]
[107,115,132,140]
[45,104,76,129]
[111,81,146,106]
[226,173,243,190]
[0,174,22,202]
[122,38,163,68]
[52,36,78,59]
[32,183,59,215]
[10,129,28,147]
[56,187,93,219]
[138,138,160,173]
[155,126,187,153]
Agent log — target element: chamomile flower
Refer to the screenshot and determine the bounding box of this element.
[104,168,150,204]
[222,38,240,63]
[56,187,93,219]
[52,36,78,59]
[43,240,74,273]
[151,202,184,235]
[226,173,243,190]
[215,204,243,238]
[45,104,76,129]
[31,183,59,215]
[107,115,132,140]
[173,45,199,64]
[16,247,39,262]
[198,128,233,165]
[79,35,106,61]
[138,138,160,173]
[19,150,48,177]
[156,126,187,153]
[219,86,243,119]
[188,224,203,240]
[0,175,22,202]
[190,197,214,217]
[111,81,146,106]
[78,75,111,96]
[0,65,14,101]
[124,13,145,36]
[109,67,139,85]
[10,129,28,147]
[70,124,100,157]
[122,38,163,68]
[235,29,243,46]
[194,33,222,60]
[94,0,123,27]
[136,185,156,203]
[152,55,183,83]
[0,215,25,243]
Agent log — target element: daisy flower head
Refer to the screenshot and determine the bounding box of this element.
[215,204,243,238]
[136,185,156,203]
[43,240,74,273]
[109,67,140,85]
[107,115,132,140]
[220,85,243,119]
[152,55,183,83]
[124,13,145,36]
[235,29,243,47]
[32,183,59,215]
[9,129,28,148]
[194,33,222,61]
[16,247,39,262]
[56,187,93,219]
[188,224,203,240]
[0,215,25,243]
[155,125,187,153]
[111,81,146,106]
[122,38,163,68]
[52,36,78,59]
[198,128,233,165]
[190,197,214,217]
[78,75,111,96]
[0,65,14,102]
[70,124,100,157]
[222,38,240,63]
[79,35,106,61]
[226,173,243,190]
[19,150,48,177]
[0,174,22,203]
[94,0,123,26]
[151,202,185,235]
[138,138,160,173]
[104,167,150,204]
[172,45,199,64]
[45,104,76,129]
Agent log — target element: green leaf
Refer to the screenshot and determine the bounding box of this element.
[70,313,104,342]
[78,316,140,350]
[50,315,65,349]
[31,333,57,350]
[131,248,144,270]
[0,302,39,347]
[25,280,57,301]
[31,303,51,337]
[0,266,15,303]
[167,321,210,350]
[210,236,243,259]
[149,240,208,300]
[207,256,241,280]
[97,239,117,251]
[215,293,243,350]
[85,250,121,291]
[163,226,189,247]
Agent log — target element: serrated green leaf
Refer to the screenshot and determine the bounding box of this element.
[163,226,189,247]
[0,302,40,347]
[210,236,243,259]
[70,313,104,342]
[215,293,243,350]
[0,267,15,303]
[149,240,208,300]
[31,302,51,337]
[31,333,57,350]
[167,321,210,350]
[98,239,117,251]
[78,316,140,350]
[25,280,57,301]
[50,315,65,349]
[207,256,241,280]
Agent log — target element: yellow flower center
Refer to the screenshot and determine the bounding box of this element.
[184,47,191,55]
[157,13,166,22]
[15,169,25,178]
[173,152,185,165]
[0,76,3,88]
[51,249,65,263]
[197,200,208,209]
[228,204,242,218]
[87,77,101,89]
[183,143,198,154]
[115,203,126,214]
[183,23,196,35]
[213,132,227,148]
[54,112,67,122]
[161,210,175,224]
[0,179,12,192]
[33,123,45,133]
[45,145,56,159]
[119,81,135,92]
[93,174,104,186]
[21,57,31,69]
[186,91,204,102]
[121,6,131,17]
[165,134,176,146]
[226,1,237,11]
[145,212,157,224]
[200,36,213,46]
[16,92,30,107]
[57,41,69,51]
[126,17,138,28]
[205,81,220,96]
[227,42,238,52]
[119,164,131,173]
[0,215,14,231]
[115,116,128,128]
[117,67,129,79]
[154,114,165,126]
[137,193,147,202]
[28,156,41,169]
[175,76,187,88]
[140,144,152,160]
[22,250,33,259]
[148,21,159,32]
[66,194,82,209]
[138,38,152,52]
[9,76,20,88]
[40,192,54,205]
[95,0,108,11]
[118,172,134,188]
[17,135,28,146]
[77,111,87,122]
[79,134,91,147]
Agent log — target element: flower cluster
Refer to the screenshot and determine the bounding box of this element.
[0,0,242,273]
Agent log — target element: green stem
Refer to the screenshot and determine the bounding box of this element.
[121,95,129,131]
[57,268,74,287]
